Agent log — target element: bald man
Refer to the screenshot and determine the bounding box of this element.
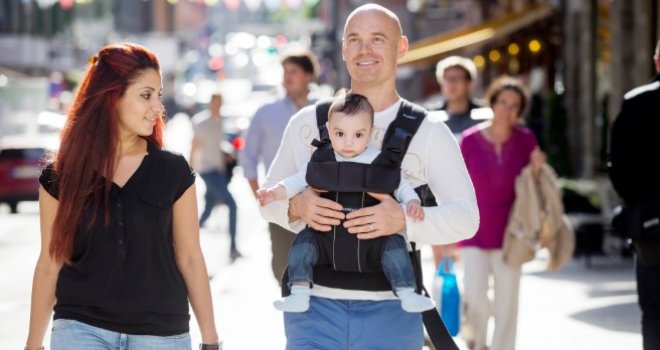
[261,4,478,348]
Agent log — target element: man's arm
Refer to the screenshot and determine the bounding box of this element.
[248,179,259,198]
[407,121,479,244]
[608,98,635,200]
[241,112,262,197]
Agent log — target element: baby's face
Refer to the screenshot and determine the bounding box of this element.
[327,111,372,158]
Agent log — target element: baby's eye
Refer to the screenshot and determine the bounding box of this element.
[356,132,364,138]
[336,131,344,137]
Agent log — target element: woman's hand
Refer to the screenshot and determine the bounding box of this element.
[344,192,406,240]
[530,146,546,178]
[289,188,344,232]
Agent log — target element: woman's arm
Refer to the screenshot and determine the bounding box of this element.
[25,186,63,349]
[172,184,220,345]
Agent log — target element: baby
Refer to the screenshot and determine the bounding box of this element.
[258,93,435,313]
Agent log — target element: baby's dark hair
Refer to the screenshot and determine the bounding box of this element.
[328,92,374,125]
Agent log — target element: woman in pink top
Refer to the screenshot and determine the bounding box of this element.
[459,76,545,350]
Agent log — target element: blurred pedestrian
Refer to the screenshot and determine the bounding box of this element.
[25,43,221,350]
[260,4,478,349]
[434,55,490,140]
[608,39,660,350]
[241,51,319,282]
[191,91,240,261]
[431,56,490,270]
[459,76,545,350]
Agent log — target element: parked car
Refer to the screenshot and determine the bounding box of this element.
[0,134,58,213]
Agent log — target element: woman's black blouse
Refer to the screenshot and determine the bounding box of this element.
[39,143,196,336]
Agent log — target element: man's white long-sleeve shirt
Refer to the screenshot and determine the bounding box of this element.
[260,99,479,300]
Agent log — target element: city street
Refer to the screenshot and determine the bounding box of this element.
[0,116,643,349]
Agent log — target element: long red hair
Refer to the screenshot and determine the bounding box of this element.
[49,43,164,263]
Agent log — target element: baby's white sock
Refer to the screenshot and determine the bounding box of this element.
[273,285,312,313]
[396,287,436,313]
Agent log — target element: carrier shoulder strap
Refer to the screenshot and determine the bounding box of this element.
[315,98,333,141]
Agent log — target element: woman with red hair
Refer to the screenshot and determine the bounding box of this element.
[25,43,222,350]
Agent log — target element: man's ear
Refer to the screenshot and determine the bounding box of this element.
[397,35,409,59]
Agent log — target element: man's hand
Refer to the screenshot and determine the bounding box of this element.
[344,192,405,240]
[289,188,344,232]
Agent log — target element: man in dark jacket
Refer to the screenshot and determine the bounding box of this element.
[608,39,660,350]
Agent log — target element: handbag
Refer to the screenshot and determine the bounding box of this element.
[431,257,461,337]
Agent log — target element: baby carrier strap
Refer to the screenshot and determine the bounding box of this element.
[375,100,427,166]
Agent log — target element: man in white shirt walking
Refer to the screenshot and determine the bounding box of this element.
[260,4,479,349]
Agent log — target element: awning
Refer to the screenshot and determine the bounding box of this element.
[398,4,555,66]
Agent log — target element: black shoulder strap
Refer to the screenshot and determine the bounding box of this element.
[382,99,427,153]
[409,242,460,350]
[315,98,333,141]
[372,99,427,167]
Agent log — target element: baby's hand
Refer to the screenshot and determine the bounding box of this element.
[256,188,275,207]
[406,200,424,222]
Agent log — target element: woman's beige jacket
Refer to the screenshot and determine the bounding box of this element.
[502,164,575,271]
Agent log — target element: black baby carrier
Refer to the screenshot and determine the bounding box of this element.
[282,99,459,350]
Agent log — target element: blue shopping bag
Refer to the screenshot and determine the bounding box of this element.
[432,257,461,336]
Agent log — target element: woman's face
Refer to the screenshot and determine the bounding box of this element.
[116,68,164,139]
[491,89,523,128]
